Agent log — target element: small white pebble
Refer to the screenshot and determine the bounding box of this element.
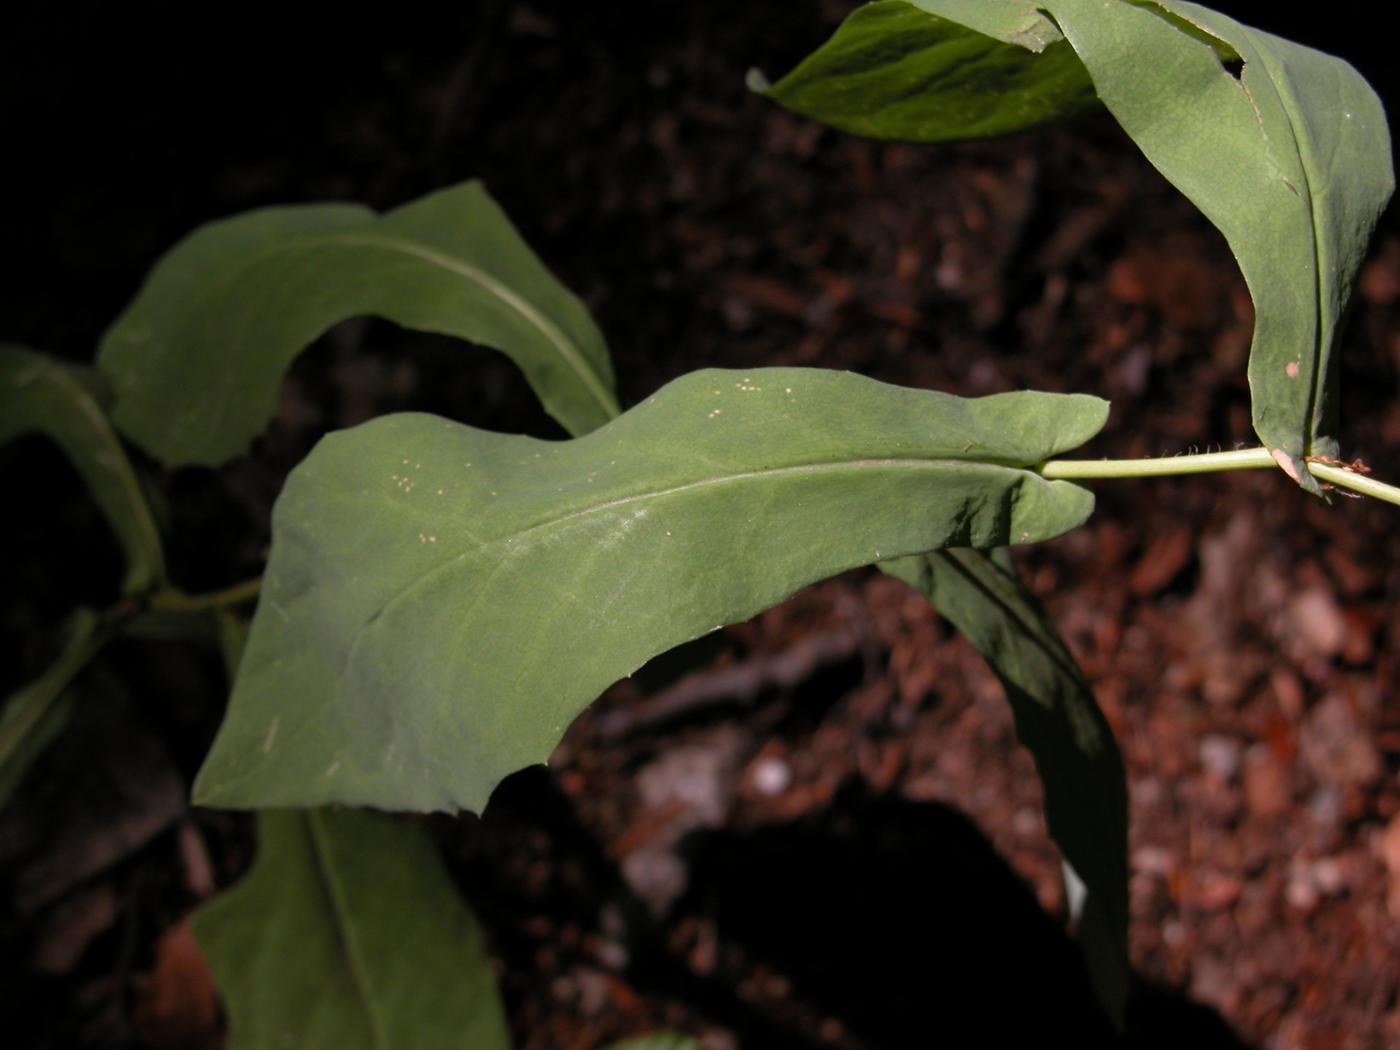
[750,756,791,796]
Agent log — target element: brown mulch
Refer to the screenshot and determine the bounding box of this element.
[2,2,1397,1048]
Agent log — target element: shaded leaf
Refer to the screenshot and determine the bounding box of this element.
[760,0,1394,489]
[882,548,1129,1025]
[98,180,618,467]
[192,808,510,1050]
[216,609,251,677]
[0,345,165,593]
[751,0,1097,141]
[194,367,1106,811]
[0,608,106,808]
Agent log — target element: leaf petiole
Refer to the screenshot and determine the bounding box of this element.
[1040,448,1400,507]
[147,577,263,614]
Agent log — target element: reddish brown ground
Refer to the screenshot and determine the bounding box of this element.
[2,2,1397,1048]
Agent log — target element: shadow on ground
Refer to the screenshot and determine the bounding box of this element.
[677,788,1252,1049]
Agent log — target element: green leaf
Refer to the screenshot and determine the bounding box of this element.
[760,1,1394,491]
[0,609,107,808]
[192,808,510,1050]
[1042,0,1392,487]
[0,345,166,593]
[881,548,1129,1026]
[193,367,1107,812]
[751,0,1097,142]
[605,1035,700,1050]
[98,180,619,468]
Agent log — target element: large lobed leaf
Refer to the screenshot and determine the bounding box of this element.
[883,548,1129,1025]
[98,180,619,467]
[194,367,1106,812]
[759,0,1394,490]
[0,345,165,593]
[192,808,510,1050]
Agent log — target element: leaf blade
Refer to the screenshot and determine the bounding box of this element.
[98,181,618,467]
[1039,0,1392,485]
[753,0,1097,142]
[191,808,510,1050]
[881,548,1129,1025]
[760,0,1394,489]
[0,345,166,593]
[0,609,106,808]
[194,368,1106,812]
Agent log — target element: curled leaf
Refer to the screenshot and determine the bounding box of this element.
[0,345,165,593]
[99,181,618,467]
[759,0,1394,491]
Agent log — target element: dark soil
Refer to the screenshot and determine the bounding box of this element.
[2,2,1398,1048]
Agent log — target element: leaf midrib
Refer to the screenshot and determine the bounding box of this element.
[190,227,618,422]
[304,811,389,1048]
[348,453,1038,646]
[334,234,619,418]
[1241,35,1328,455]
[934,548,1089,692]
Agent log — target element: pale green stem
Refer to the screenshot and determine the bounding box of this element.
[148,576,263,614]
[1040,447,1400,507]
[1040,447,1277,479]
[1307,462,1400,507]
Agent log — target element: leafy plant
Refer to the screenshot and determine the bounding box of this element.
[3,0,1395,1044]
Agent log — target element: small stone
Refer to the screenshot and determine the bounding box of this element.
[1301,694,1382,788]
[1132,846,1175,877]
[1288,588,1348,659]
[749,755,792,797]
[1377,814,1400,919]
[1199,735,1242,781]
[1286,875,1319,912]
[621,849,688,915]
[1189,954,1237,1013]
[1190,870,1241,910]
[1269,669,1306,719]
[1309,855,1349,896]
[1242,744,1291,820]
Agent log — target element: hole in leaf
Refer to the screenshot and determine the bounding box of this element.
[1127,1,1245,80]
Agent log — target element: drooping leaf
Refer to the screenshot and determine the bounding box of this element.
[882,548,1129,1025]
[0,609,106,807]
[1044,0,1392,488]
[98,180,619,468]
[750,0,1097,142]
[759,0,1394,490]
[193,367,1107,812]
[0,345,165,593]
[605,1035,701,1050]
[192,808,510,1050]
